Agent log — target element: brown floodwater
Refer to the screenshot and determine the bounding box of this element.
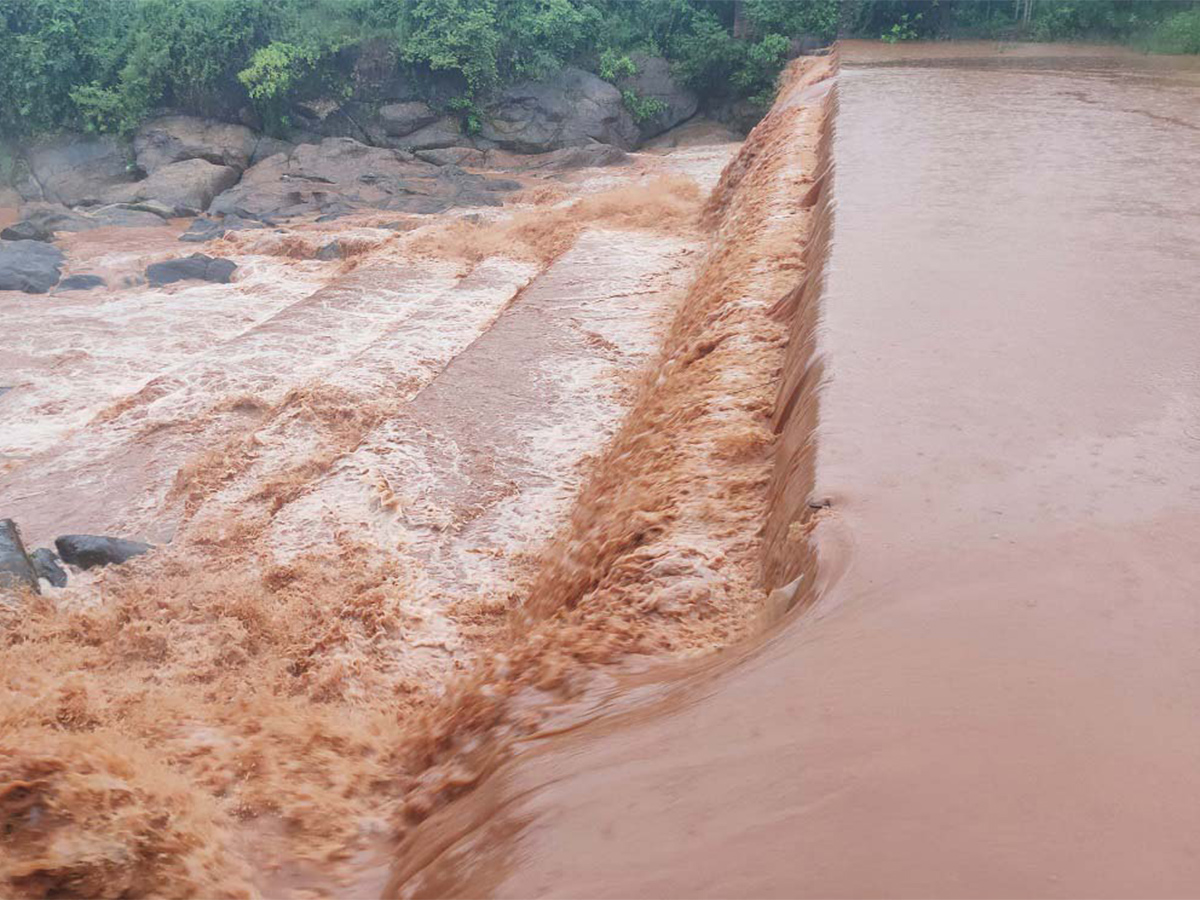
[388,43,1200,898]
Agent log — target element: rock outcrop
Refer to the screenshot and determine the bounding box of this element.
[55,534,152,569]
[104,158,241,216]
[480,67,640,153]
[0,240,64,293]
[134,115,259,174]
[146,253,237,286]
[377,101,440,137]
[209,137,518,220]
[0,519,39,594]
[22,135,135,207]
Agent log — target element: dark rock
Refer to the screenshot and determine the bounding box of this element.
[1,220,53,242]
[55,534,152,570]
[56,274,106,292]
[103,159,241,216]
[378,101,440,137]
[481,67,639,153]
[315,240,343,260]
[134,115,258,174]
[146,254,237,286]
[616,53,699,140]
[179,214,268,243]
[0,240,64,293]
[24,135,136,207]
[30,548,67,588]
[0,519,39,594]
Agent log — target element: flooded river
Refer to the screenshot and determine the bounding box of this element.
[387,43,1200,898]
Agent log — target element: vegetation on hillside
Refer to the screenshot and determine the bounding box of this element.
[0,0,1196,144]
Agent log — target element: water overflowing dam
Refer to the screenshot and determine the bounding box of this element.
[2,38,1199,899]
[386,42,1200,899]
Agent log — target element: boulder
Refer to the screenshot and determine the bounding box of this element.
[16,202,169,235]
[55,534,152,569]
[179,214,269,243]
[134,115,259,174]
[209,137,518,220]
[315,240,343,261]
[146,253,237,286]
[394,117,463,152]
[56,274,106,292]
[480,67,639,153]
[0,240,64,293]
[24,135,135,207]
[0,519,39,594]
[18,203,101,235]
[104,159,241,216]
[30,548,67,588]
[1,219,53,242]
[616,53,699,140]
[378,101,440,137]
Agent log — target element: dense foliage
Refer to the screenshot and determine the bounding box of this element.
[0,0,1196,143]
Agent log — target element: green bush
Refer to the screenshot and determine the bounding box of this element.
[1148,6,1200,53]
[621,89,668,123]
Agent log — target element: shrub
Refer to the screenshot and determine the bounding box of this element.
[1148,6,1200,53]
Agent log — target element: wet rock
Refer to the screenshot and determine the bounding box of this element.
[0,219,54,242]
[103,158,241,216]
[415,147,486,167]
[55,535,152,570]
[146,253,237,286]
[56,274,106,292]
[481,67,639,153]
[378,101,440,137]
[23,134,136,207]
[0,240,64,293]
[209,137,518,220]
[134,115,258,174]
[616,53,699,140]
[0,519,39,594]
[30,548,67,588]
[179,214,268,243]
[315,240,343,261]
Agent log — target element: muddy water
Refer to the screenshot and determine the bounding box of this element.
[390,45,1200,898]
[0,121,747,894]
